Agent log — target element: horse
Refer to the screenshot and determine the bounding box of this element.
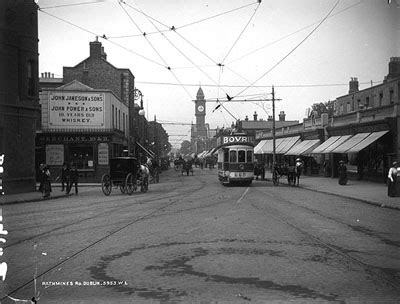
[181,160,193,176]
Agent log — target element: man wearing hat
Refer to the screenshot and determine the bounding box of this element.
[387,161,398,197]
[338,160,347,185]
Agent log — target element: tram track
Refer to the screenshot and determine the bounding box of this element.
[249,185,400,290]
[1,174,213,300]
[5,177,210,248]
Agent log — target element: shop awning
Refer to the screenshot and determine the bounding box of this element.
[260,140,273,154]
[320,135,352,153]
[285,139,320,156]
[346,130,389,153]
[276,136,300,154]
[311,136,341,154]
[136,142,155,158]
[254,140,268,154]
[331,132,370,153]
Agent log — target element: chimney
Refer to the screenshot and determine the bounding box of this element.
[90,37,103,58]
[101,46,107,60]
[245,115,249,121]
[349,77,359,94]
[253,111,258,121]
[279,111,286,121]
[267,115,273,121]
[386,57,400,82]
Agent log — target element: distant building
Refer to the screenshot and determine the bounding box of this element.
[0,0,40,193]
[191,87,209,153]
[237,111,299,138]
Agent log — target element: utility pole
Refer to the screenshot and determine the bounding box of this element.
[272,86,276,165]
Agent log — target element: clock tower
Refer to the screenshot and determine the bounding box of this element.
[194,87,207,137]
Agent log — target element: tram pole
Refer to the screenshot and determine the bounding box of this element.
[272,85,276,166]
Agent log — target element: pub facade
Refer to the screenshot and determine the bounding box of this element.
[36,80,129,182]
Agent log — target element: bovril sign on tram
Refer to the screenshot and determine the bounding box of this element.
[217,135,255,146]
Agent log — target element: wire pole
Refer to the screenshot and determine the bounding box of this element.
[272,85,276,165]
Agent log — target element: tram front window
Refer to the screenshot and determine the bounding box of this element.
[238,150,246,163]
[229,150,237,162]
[247,150,253,163]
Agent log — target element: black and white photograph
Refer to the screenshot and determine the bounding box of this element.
[0,0,400,303]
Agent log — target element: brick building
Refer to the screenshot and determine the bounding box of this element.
[0,0,40,194]
[63,38,147,156]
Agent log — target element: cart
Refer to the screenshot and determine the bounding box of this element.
[101,157,148,196]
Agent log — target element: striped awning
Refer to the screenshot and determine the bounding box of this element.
[276,136,300,154]
[345,130,389,153]
[321,135,353,153]
[311,136,341,154]
[285,139,320,156]
[331,132,370,153]
[254,140,268,154]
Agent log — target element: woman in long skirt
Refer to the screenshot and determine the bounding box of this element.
[387,161,398,197]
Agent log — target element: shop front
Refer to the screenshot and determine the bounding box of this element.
[36,132,127,182]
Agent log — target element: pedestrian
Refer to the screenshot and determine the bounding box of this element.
[60,162,70,193]
[39,163,51,198]
[387,161,398,197]
[338,160,347,185]
[67,163,79,195]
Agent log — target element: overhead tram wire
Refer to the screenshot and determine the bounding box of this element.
[220,0,262,64]
[118,1,193,100]
[227,0,363,65]
[39,0,112,10]
[233,0,340,100]
[37,9,166,69]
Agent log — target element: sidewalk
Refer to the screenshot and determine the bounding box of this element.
[1,178,399,210]
[265,174,400,210]
[0,183,99,205]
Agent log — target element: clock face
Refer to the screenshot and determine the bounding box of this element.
[197,105,204,112]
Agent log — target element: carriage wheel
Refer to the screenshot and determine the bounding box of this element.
[120,185,126,194]
[125,173,136,195]
[272,171,279,186]
[141,176,149,193]
[101,174,112,196]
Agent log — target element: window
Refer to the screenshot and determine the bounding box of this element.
[238,150,246,163]
[118,109,121,129]
[229,150,237,163]
[247,150,253,163]
[69,145,94,170]
[27,60,35,96]
[346,102,351,113]
[112,105,114,128]
[366,96,370,108]
[379,92,383,106]
[223,148,229,162]
[389,89,394,104]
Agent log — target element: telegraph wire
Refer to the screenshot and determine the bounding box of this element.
[233,0,340,99]
[220,0,261,64]
[39,0,111,10]
[119,0,194,99]
[38,9,166,68]
[227,0,363,65]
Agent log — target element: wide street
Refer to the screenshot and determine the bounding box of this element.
[1,166,400,303]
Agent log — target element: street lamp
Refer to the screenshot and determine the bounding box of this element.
[132,88,145,116]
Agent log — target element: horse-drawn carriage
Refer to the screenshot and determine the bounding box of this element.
[272,160,303,186]
[101,157,149,196]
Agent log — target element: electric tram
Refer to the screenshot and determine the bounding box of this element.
[216,134,255,185]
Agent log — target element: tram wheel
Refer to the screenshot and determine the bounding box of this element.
[101,174,112,196]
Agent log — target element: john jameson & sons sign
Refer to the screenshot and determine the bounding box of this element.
[48,92,105,127]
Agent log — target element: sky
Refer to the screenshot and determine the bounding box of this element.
[37,0,400,147]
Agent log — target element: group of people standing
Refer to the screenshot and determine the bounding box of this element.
[38,162,79,199]
[337,159,399,197]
